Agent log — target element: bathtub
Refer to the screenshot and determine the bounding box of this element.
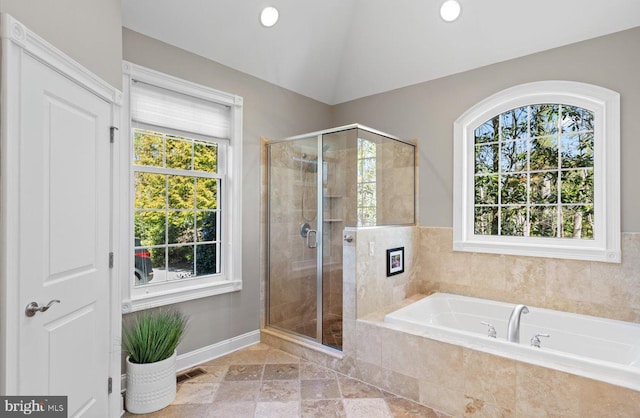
[384,293,640,391]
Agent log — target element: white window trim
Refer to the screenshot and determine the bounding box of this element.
[453,81,620,263]
[120,61,243,312]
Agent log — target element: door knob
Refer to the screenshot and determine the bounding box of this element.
[25,300,60,317]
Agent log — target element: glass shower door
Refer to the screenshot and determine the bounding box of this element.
[267,125,413,351]
[267,130,350,351]
[267,137,319,340]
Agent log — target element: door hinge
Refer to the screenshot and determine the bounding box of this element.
[108,377,112,394]
[110,126,118,143]
[109,252,114,268]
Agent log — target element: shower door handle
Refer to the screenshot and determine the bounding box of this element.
[306,229,317,248]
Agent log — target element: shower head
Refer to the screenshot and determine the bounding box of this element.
[293,155,317,164]
[293,154,318,173]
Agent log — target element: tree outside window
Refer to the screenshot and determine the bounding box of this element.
[133,129,221,286]
[473,104,594,240]
[357,138,377,226]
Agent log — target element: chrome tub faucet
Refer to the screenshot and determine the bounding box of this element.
[507,304,529,343]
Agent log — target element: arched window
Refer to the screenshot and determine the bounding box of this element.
[453,81,620,262]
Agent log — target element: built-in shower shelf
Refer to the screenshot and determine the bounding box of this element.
[323,219,343,222]
[324,195,343,198]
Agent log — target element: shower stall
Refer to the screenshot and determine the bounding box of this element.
[266,125,415,351]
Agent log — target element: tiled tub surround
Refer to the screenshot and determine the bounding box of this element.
[265,299,640,417]
[385,292,640,391]
[262,226,640,416]
[358,305,640,417]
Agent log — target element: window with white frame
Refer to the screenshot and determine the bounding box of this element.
[357,137,377,226]
[453,81,620,263]
[122,62,243,311]
[133,128,222,285]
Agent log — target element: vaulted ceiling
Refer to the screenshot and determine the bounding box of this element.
[122,0,640,105]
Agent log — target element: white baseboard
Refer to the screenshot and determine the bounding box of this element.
[176,329,261,371]
[121,329,260,392]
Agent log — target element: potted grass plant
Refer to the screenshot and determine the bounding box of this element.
[123,310,188,414]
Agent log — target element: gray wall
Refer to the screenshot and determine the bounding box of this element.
[333,26,640,233]
[5,2,639,355]
[122,28,333,353]
[0,0,122,89]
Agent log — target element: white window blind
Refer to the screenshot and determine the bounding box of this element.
[131,81,231,139]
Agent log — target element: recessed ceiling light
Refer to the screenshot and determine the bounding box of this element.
[260,6,279,28]
[440,0,461,22]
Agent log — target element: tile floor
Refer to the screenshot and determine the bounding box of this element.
[124,342,450,417]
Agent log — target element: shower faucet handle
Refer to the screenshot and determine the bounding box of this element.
[480,321,497,338]
[343,234,353,243]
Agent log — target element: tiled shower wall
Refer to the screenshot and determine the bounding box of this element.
[375,139,415,226]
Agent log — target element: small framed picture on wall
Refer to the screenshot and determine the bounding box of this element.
[386,247,404,277]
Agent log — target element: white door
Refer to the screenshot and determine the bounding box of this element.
[17,52,111,416]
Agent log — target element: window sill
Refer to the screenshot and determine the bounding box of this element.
[123,279,242,313]
[453,238,620,263]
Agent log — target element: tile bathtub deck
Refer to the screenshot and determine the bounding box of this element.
[124,343,450,418]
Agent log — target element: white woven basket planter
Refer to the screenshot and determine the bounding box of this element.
[125,350,177,414]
